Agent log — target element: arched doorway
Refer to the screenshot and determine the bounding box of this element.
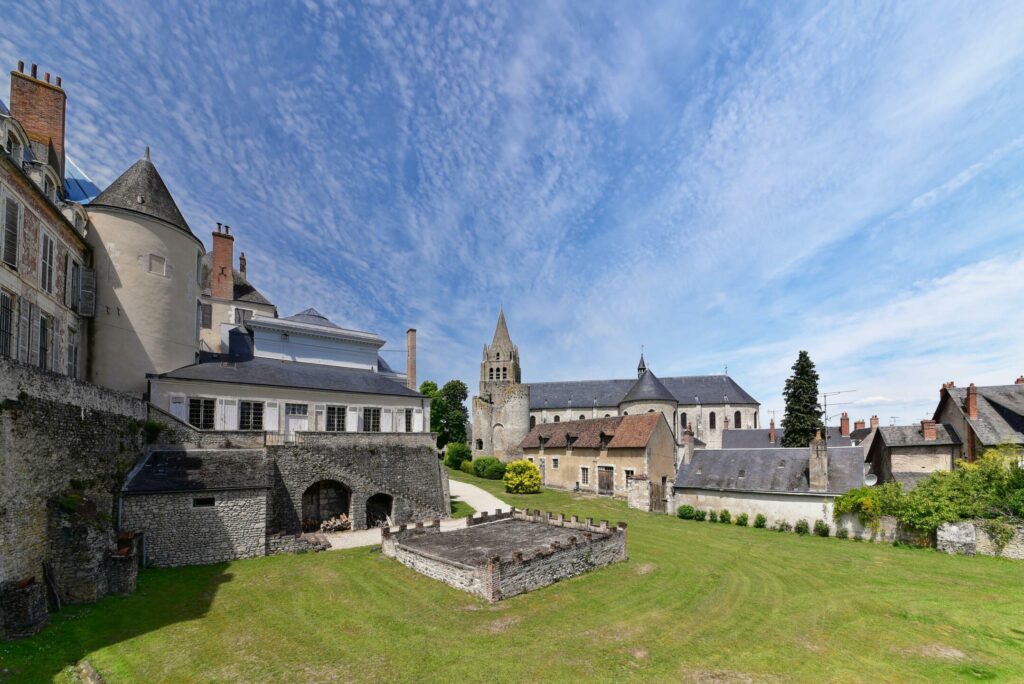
[302,480,350,531]
[366,493,393,528]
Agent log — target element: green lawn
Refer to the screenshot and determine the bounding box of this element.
[449,495,475,519]
[3,470,1022,682]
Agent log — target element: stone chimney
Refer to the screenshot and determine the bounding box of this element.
[840,411,850,437]
[768,418,776,444]
[870,415,879,429]
[9,62,67,178]
[966,383,978,419]
[682,426,695,465]
[854,419,865,431]
[406,328,417,391]
[239,252,247,277]
[211,223,234,300]
[723,416,730,431]
[921,419,937,441]
[809,430,828,492]
[1015,376,1024,385]
[942,381,956,390]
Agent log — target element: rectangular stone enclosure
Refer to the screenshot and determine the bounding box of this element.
[381,509,627,602]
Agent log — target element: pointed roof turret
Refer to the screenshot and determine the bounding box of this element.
[90,150,192,236]
[621,369,677,405]
[491,308,514,349]
[637,351,647,378]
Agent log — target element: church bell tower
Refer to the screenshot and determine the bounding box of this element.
[480,308,521,395]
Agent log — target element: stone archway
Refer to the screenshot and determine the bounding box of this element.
[301,480,351,531]
[366,493,393,528]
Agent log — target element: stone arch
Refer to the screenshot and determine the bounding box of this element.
[301,479,351,531]
[553,416,560,423]
[476,438,484,450]
[734,411,741,429]
[709,412,716,430]
[529,416,537,429]
[366,493,393,528]
[493,424,505,454]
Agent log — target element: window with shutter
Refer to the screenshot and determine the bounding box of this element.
[325,405,346,432]
[200,303,213,329]
[66,327,79,378]
[239,401,264,430]
[362,407,381,432]
[3,196,20,268]
[17,298,30,362]
[40,233,55,293]
[78,267,96,317]
[0,290,13,358]
[188,398,216,429]
[38,313,50,370]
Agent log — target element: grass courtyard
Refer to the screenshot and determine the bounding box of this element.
[2,469,1022,682]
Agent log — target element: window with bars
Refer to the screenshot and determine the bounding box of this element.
[66,328,79,378]
[200,303,212,329]
[362,407,381,432]
[0,290,12,358]
[325,405,347,432]
[38,314,50,370]
[405,408,413,432]
[40,233,54,293]
[3,196,19,268]
[239,401,264,430]
[189,398,215,429]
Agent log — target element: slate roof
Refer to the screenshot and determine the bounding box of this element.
[621,370,677,404]
[490,309,514,349]
[877,424,960,447]
[64,154,101,203]
[675,446,866,495]
[520,413,663,450]
[939,385,1024,445]
[199,254,275,307]
[0,99,9,116]
[90,154,193,236]
[720,426,854,449]
[529,374,757,410]
[124,449,268,494]
[850,427,874,443]
[283,308,339,328]
[156,356,423,398]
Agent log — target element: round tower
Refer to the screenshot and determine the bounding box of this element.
[86,150,204,395]
[618,364,678,435]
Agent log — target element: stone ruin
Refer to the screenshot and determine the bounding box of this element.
[381,508,627,603]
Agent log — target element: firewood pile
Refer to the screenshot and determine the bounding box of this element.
[319,513,352,533]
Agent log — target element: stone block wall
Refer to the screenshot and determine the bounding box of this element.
[148,405,267,448]
[937,520,1024,560]
[626,476,653,511]
[121,489,267,567]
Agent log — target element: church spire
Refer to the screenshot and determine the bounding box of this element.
[637,348,647,378]
[491,308,514,349]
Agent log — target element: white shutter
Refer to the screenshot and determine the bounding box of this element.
[381,409,393,433]
[169,395,187,421]
[2,196,18,268]
[79,267,96,317]
[347,406,361,432]
[17,298,29,362]
[218,399,238,430]
[314,404,326,431]
[413,408,424,432]
[28,304,39,367]
[396,409,406,433]
[265,401,280,432]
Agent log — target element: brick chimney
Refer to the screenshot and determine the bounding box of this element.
[9,62,67,178]
[406,328,417,391]
[921,419,937,441]
[768,418,776,444]
[870,415,879,429]
[682,426,695,464]
[840,411,850,437]
[211,223,234,300]
[1015,375,1024,385]
[239,252,247,277]
[854,419,865,431]
[809,430,828,492]
[966,383,978,419]
[942,381,956,389]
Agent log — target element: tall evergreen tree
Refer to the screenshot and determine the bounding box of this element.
[781,350,824,447]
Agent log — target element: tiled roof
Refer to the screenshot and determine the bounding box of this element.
[124,449,268,493]
[878,424,960,447]
[520,413,663,450]
[90,154,192,236]
[720,426,854,449]
[941,385,1024,446]
[156,356,423,398]
[675,446,866,495]
[529,374,757,410]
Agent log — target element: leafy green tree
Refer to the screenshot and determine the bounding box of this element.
[781,351,824,447]
[444,442,471,469]
[419,379,468,448]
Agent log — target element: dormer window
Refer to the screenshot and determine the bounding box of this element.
[43,176,55,202]
[599,432,611,449]
[566,434,577,451]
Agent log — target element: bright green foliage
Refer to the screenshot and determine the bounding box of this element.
[693,509,707,521]
[736,513,749,527]
[794,519,810,535]
[459,459,475,475]
[677,505,696,520]
[836,528,849,539]
[444,442,472,470]
[833,482,905,527]
[473,457,506,480]
[420,379,470,448]
[780,351,824,447]
[708,510,719,523]
[814,520,830,537]
[754,514,767,529]
[719,509,731,524]
[503,459,541,494]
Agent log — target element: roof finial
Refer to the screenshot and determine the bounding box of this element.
[144,146,150,161]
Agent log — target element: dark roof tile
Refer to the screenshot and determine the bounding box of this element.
[124,449,268,493]
[90,155,192,235]
[675,446,866,494]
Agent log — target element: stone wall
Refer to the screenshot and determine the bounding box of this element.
[0,358,146,638]
[626,476,653,511]
[148,405,267,448]
[268,433,449,533]
[937,520,1024,560]
[121,489,267,567]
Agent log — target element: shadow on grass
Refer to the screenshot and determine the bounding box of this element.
[0,563,232,682]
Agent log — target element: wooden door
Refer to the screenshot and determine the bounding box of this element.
[598,467,614,496]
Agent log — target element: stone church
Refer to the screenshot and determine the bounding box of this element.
[471,311,761,461]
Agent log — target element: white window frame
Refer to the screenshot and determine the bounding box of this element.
[188,396,216,430]
[580,466,589,485]
[552,457,559,470]
[362,406,381,433]
[238,400,264,431]
[37,311,51,371]
[66,326,79,378]
[325,404,347,432]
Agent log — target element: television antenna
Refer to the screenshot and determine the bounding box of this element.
[822,389,856,441]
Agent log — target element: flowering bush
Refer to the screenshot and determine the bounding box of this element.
[503,459,541,494]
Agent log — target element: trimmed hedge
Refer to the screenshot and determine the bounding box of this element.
[677,505,696,520]
[473,457,506,480]
[693,510,707,521]
[503,459,541,494]
[814,519,830,537]
[736,513,749,527]
[795,519,810,536]
[444,442,472,469]
[754,514,767,529]
[459,459,474,475]
[708,510,719,523]
[719,509,732,524]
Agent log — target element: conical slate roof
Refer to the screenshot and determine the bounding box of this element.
[491,309,514,349]
[621,369,677,405]
[90,151,192,235]
[637,352,647,376]
[283,308,339,328]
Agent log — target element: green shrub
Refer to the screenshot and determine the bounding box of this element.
[693,510,707,521]
[836,528,849,539]
[473,456,502,478]
[735,513,748,527]
[444,442,472,470]
[708,510,719,523]
[775,521,793,532]
[482,460,506,480]
[677,505,696,520]
[814,519,830,537]
[503,459,542,494]
[754,514,767,529]
[794,519,810,535]
[142,420,164,444]
[459,459,475,475]
[719,509,731,524]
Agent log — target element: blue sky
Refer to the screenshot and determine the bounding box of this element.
[4,1,1024,427]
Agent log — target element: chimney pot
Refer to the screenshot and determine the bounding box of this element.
[56,75,61,87]
[406,328,417,391]
[870,415,879,429]
[840,411,850,437]
[1015,375,1024,385]
[854,419,865,431]
[966,383,978,419]
[44,72,50,83]
[17,60,24,72]
[31,64,37,78]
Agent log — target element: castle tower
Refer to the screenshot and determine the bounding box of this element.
[86,150,204,394]
[471,309,529,461]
